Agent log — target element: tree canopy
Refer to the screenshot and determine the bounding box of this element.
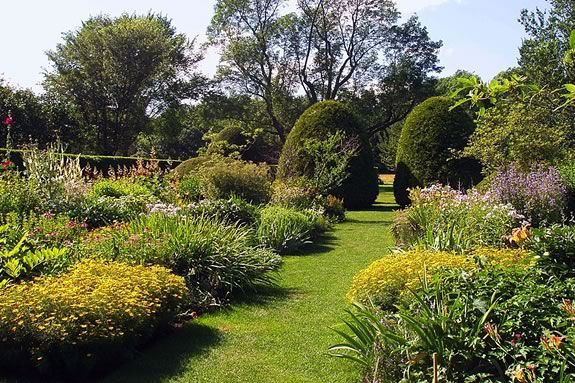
[45,13,206,155]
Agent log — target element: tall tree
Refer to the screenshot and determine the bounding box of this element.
[209,0,298,142]
[45,14,206,155]
[210,0,442,140]
[293,0,399,102]
[519,0,575,88]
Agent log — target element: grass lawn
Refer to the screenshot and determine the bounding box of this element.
[100,185,396,383]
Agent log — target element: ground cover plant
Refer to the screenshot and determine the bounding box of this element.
[0,259,188,377]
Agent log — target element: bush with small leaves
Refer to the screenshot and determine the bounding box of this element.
[0,259,188,376]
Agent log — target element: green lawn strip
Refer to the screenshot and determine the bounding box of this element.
[101,185,396,383]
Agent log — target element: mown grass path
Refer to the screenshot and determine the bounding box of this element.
[102,185,396,383]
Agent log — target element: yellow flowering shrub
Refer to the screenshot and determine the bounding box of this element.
[471,247,534,268]
[0,259,187,375]
[347,250,470,308]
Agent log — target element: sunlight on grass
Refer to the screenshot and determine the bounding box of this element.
[100,186,396,383]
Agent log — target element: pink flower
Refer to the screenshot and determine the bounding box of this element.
[3,116,13,126]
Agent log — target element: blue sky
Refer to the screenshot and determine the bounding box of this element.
[0,0,549,92]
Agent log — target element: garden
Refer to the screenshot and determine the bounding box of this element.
[2,0,575,382]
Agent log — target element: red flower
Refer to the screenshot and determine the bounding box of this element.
[3,116,13,126]
[0,160,12,169]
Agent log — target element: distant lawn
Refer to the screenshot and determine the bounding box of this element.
[101,185,397,383]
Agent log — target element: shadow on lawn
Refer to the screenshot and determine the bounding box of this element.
[99,323,223,383]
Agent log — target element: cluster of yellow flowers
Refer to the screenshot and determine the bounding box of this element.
[0,259,187,360]
[348,246,537,308]
[347,250,470,308]
[470,247,534,268]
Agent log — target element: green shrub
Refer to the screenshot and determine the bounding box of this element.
[188,197,260,227]
[271,179,318,210]
[177,174,203,203]
[464,98,572,175]
[72,194,152,228]
[0,173,43,219]
[3,212,88,249]
[90,178,151,198]
[197,156,272,204]
[171,155,212,179]
[394,96,481,207]
[86,213,282,309]
[277,101,378,209]
[528,225,575,277]
[256,206,325,254]
[0,259,187,376]
[560,161,575,215]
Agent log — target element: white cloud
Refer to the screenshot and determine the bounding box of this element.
[395,0,463,14]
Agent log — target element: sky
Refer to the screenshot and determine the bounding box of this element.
[0,0,549,93]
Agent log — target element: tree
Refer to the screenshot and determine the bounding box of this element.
[45,14,206,155]
[209,0,298,142]
[210,0,442,140]
[519,0,575,88]
[0,80,80,149]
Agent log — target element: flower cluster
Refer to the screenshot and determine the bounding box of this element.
[393,184,523,251]
[146,202,182,216]
[0,259,187,370]
[490,165,567,226]
[347,250,470,308]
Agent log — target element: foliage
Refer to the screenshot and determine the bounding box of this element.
[0,227,70,288]
[519,0,575,89]
[270,179,319,210]
[90,178,152,199]
[196,156,272,204]
[0,259,187,376]
[323,195,346,223]
[394,96,481,207]
[489,165,567,226]
[86,213,282,310]
[0,172,43,219]
[22,144,87,214]
[188,197,261,227]
[3,212,88,249]
[463,96,573,174]
[347,250,469,309]
[528,225,575,277]
[0,81,77,148]
[329,302,404,382]
[256,206,325,254]
[277,100,378,209]
[172,155,213,179]
[559,160,575,215]
[72,194,153,228]
[470,247,534,269]
[44,13,206,155]
[176,174,204,203]
[392,185,522,252]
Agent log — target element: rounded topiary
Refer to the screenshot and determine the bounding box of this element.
[277,100,378,209]
[394,96,481,207]
[172,156,212,180]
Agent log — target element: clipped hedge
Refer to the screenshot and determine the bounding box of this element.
[0,259,187,376]
[277,101,378,209]
[394,97,481,207]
